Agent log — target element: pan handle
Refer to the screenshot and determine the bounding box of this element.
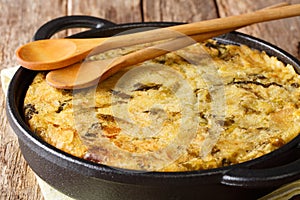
[33,15,116,40]
[221,154,300,188]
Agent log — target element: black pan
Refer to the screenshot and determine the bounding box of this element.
[6,16,300,200]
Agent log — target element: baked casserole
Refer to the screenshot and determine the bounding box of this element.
[24,40,300,171]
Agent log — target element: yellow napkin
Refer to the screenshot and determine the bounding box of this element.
[1,66,300,200]
[1,66,18,97]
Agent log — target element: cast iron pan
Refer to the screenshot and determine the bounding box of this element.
[6,16,300,200]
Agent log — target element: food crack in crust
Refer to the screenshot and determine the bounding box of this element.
[24,40,300,171]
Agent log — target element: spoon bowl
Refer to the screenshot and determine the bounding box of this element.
[46,58,116,89]
[16,38,106,70]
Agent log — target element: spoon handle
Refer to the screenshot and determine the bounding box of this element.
[46,3,296,89]
[96,3,299,55]
[101,29,232,82]
[169,4,300,35]
[46,28,237,89]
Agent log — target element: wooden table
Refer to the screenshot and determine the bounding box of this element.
[1,0,300,199]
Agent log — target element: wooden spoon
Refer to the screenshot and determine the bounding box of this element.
[46,3,297,89]
[16,3,300,71]
[46,29,231,89]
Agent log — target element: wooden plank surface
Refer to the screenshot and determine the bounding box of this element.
[1,0,300,199]
[68,0,141,23]
[66,0,142,36]
[0,1,67,199]
[143,0,219,22]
